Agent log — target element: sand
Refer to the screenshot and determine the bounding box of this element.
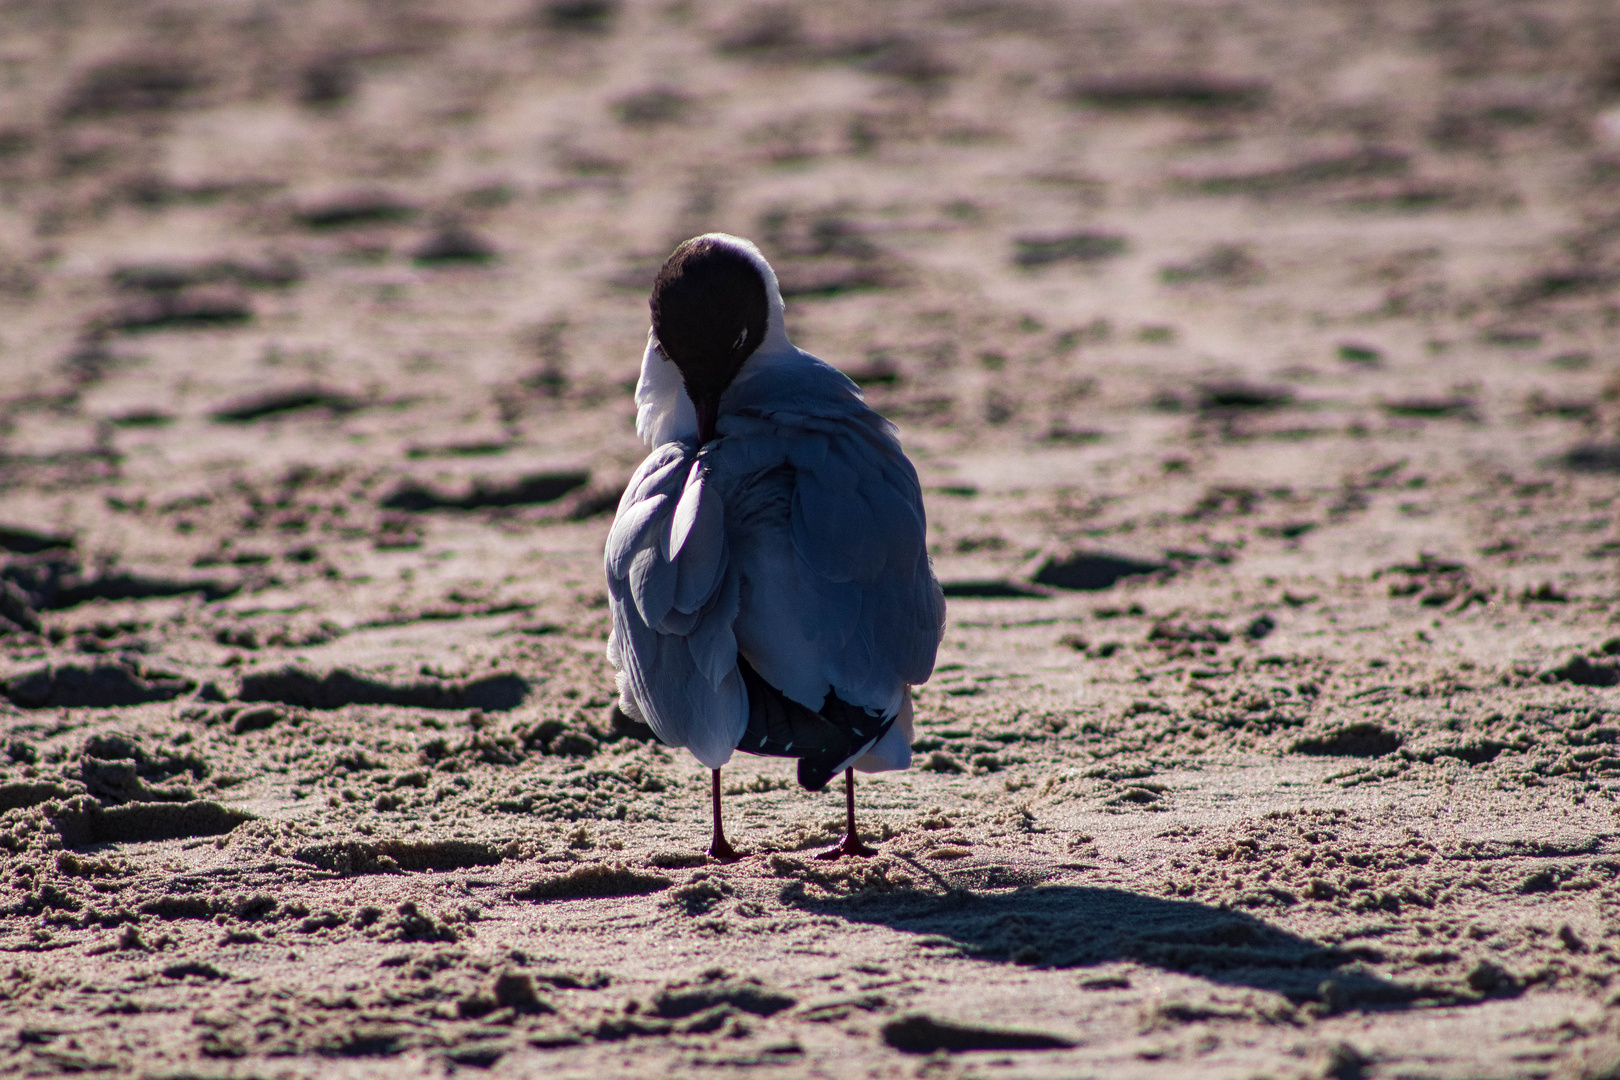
[2,0,1619,1076]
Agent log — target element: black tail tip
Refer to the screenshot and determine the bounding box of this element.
[796,755,841,792]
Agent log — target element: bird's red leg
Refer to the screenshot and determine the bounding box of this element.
[817,768,878,860]
[708,768,742,861]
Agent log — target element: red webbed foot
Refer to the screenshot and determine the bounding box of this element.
[814,834,877,860]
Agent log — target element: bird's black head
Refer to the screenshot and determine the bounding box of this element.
[649,236,769,442]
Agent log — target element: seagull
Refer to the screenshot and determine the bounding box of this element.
[605,233,945,860]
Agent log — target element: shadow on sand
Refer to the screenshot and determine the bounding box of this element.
[782,858,1445,1009]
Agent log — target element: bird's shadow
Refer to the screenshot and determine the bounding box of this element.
[777,856,1444,1010]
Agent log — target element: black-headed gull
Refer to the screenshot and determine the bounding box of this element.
[605,233,945,859]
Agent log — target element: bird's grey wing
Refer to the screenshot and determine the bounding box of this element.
[605,442,745,768]
[721,411,945,718]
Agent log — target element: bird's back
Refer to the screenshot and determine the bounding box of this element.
[605,348,944,770]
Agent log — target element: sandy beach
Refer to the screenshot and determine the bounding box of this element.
[2,1,1620,1075]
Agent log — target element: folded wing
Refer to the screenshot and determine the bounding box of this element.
[718,396,944,723]
[605,442,745,768]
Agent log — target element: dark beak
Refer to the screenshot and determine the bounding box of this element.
[691,392,720,444]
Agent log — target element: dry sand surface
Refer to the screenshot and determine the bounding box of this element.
[2,0,1620,1076]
